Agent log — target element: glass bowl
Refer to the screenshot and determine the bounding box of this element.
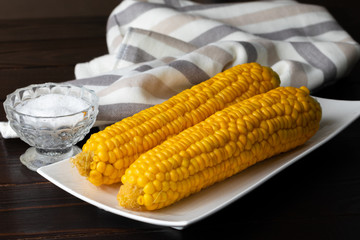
[3,83,99,171]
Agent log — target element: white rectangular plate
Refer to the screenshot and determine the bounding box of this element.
[38,97,360,230]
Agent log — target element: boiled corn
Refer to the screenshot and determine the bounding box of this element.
[118,86,322,211]
[71,63,280,186]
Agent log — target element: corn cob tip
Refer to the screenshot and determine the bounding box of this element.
[299,86,310,95]
[70,151,93,178]
[117,183,145,211]
[264,66,281,85]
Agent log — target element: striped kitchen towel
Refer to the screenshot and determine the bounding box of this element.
[2,0,359,138]
[71,0,359,124]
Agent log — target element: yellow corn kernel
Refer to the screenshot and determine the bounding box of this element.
[71,63,280,186]
[117,86,322,211]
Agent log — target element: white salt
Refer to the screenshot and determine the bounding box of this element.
[16,94,90,117]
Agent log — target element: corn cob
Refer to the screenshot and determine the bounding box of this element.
[71,63,280,186]
[118,86,322,211]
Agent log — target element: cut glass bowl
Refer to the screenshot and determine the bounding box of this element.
[3,83,99,171]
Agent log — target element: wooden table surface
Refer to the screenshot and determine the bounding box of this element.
[1,0,360,239]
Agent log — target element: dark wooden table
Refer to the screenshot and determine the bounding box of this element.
[1,1,360,239]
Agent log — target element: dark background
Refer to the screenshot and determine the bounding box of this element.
[1,0,360,239]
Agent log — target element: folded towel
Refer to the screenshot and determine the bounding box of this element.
[0,122,17,139]
[2,0,359,138]
[73,0,360,121]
